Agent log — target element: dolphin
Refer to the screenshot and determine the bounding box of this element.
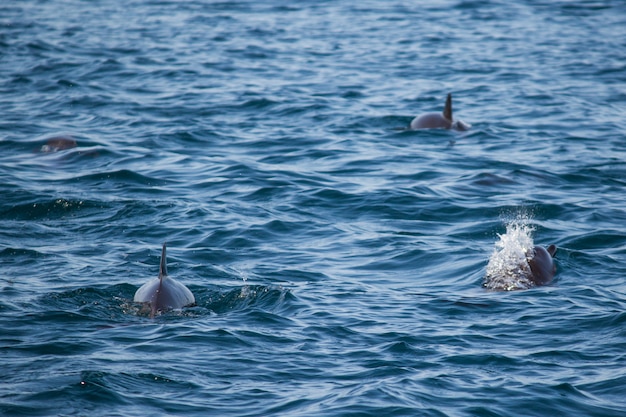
[527,244,557,286]
[410,93,470,131]
[40,135,77,153]
[134,243,195,317]
[483,244,557,291]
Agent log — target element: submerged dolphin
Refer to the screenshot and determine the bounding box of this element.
[410,93,470,131]
[40,135,77,153]
[134,243,195,317]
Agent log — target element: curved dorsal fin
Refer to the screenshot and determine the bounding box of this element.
[159,242,168,279]
[151,242,168,318]
[443,93,452,121]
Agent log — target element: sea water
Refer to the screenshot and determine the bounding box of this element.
[1,1,625,416]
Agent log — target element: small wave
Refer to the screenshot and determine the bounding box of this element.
[74,169,168,189]
[123,284,295,320]
[0,198,107,221]
[206,285,294,315]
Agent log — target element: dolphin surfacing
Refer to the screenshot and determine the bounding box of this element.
[484,244,557,291]
[527,244,557,286]
[134,243,195,317]
[410,93,470,131]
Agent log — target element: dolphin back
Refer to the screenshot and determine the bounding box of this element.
[527,245,557,286]
[133,242,195,316]
[410,93,470,131]
[410,113,452,130]
[153,276,195,311]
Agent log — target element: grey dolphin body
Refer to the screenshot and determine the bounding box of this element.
[134,243,195,317]
[527,244,557,286]
[410,93,470,131]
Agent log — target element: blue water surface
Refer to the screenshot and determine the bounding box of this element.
[1,1,626,416]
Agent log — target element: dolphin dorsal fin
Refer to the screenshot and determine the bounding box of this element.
[443,93,452,121]
[151,242,168,318]
[159,242,168,279]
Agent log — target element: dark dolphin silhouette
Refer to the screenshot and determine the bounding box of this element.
[134,243,195,317]
[40,135,77,153]
[410,93,470,131]
[527,244,557,286]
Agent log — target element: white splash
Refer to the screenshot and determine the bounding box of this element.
[483,216,536,291]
